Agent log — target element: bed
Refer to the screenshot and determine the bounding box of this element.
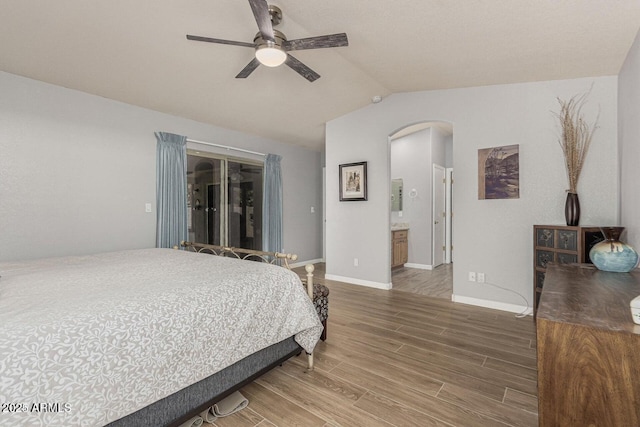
[0,246,322,427]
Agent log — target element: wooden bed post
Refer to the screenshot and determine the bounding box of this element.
[305,264,315,372]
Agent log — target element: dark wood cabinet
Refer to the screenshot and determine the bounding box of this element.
[536,263,640,426]
[533,225,603,314]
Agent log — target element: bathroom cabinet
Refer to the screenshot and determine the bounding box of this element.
[391,229,408,269]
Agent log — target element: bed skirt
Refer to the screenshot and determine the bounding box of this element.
[107,337,301,427]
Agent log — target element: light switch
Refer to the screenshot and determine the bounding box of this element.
[145,203,152,213]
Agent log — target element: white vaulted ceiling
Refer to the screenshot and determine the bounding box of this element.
[1,1,639,150]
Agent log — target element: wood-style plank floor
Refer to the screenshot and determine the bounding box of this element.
[208,263,538,427]
[392,264,453,299]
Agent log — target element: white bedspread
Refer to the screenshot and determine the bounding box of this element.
[0,248,322,427]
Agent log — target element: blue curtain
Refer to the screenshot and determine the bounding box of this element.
[262,154,283,253]
[155,132,188,248]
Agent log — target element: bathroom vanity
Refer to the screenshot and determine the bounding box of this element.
[391,225,409,269]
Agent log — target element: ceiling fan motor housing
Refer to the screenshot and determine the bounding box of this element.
[253,29,287,49]
[253,29,287,67]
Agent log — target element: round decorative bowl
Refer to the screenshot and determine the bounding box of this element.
[589,227,639,273]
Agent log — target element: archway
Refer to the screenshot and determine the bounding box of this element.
[388,120,454,299]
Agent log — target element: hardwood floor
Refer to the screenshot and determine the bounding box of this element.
[392,264,453,299]
[208,263,538,427]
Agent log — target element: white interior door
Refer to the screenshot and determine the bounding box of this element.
[446,168,453,264]
[322,166,326,261]
[432,164,446,267]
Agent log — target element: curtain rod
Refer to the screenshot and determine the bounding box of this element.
[186,138,266,157]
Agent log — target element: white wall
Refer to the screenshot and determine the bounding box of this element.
[0,72,323,262]
[619,28,640,252]
[431,127,448,169]
[445,135,454,167]
[326,76,618,311]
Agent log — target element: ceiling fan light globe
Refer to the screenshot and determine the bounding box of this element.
[255,45,287,67]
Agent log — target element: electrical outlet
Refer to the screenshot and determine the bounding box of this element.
[477,273,485,283]
[354,258,359,267]
[468,272,476,282]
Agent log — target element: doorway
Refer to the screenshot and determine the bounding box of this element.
[432,164,446,268]
[187,152,263,250]
[389,121,453,299]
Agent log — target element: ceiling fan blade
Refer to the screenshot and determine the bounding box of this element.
[285,55,320,82]
[236,57,261,78]
[186,35,255,48]
[283,33,348,51]
[248,0,274,42]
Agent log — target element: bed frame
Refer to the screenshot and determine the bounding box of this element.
[108,242,317,427]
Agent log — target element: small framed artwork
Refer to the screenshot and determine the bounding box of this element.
[478,144,520,200]
[339,161,368,201]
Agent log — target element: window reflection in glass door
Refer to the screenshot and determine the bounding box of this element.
[187,152,263,250]
[228,160,263,250]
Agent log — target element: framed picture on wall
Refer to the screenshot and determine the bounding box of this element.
[478,144,520,200]
[339,161,368,201]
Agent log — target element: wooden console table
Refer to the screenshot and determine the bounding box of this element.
[536,263,640,426]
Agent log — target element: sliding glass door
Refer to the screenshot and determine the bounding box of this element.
[186,152,263,250]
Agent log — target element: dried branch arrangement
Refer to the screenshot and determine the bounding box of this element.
[554,91,599,194]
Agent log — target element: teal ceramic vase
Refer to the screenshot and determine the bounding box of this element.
[589,227,639,273]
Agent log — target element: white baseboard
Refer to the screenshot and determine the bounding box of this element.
[299,265,531,315]
[451,294,533,316]
[324,274,392,290]
[404,263,433,270]
[290,258,323,269]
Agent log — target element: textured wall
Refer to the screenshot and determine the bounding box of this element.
[619,27,640,253]
[326,76,618,310]
[0,72,323,262]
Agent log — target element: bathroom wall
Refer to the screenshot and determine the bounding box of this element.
[390,126,448,268]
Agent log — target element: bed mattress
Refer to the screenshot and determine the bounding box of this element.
[0,248,322,427]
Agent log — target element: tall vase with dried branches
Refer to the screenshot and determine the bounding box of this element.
[554,92,598,226]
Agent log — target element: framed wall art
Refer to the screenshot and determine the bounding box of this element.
[339,161,367,201]
[478,144,520,200]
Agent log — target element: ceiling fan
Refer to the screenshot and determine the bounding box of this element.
[186,0,348,82]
